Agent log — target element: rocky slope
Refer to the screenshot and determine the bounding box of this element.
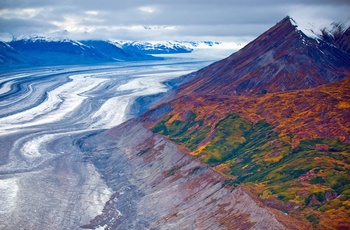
[177,16,350,95]
[80,118,305,229]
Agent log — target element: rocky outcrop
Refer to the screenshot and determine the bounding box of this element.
[80,118,302,229]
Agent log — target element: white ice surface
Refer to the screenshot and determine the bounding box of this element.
[91,70,192,129]
[91,95,133,129]
[0,80,13,95]
[0,74,107,134]
[20,134,56,159]
[0,56,221,228]
[0,178,19,214]
[81,163,113,218]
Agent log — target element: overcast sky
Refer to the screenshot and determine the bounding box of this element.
[0,0,349,43]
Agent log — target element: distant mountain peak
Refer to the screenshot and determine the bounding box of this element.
[14,35,72,43]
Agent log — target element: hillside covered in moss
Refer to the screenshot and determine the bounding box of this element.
[148,76,350,229]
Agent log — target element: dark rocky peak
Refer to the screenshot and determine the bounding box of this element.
[176,16,350,96]
[252,15,298,42]
[230,16,300,59]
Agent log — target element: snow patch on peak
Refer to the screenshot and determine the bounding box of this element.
[291,19,319,39]
[115,40,193,54]
[16,35,62,42]
[107,40,123,49]
[13,36,93,50]
[289,17,298,27]
[321,22,350,39]
[293,20,350,45]
[14,35,87,46]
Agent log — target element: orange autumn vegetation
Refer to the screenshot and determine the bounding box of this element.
[165,76,350,148]
[147,76,350,229]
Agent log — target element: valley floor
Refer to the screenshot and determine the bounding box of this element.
[0,59,210,229]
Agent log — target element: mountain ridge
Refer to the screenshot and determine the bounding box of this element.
[139,16,350,229]
[0,38,237,68]
[117,41,228,54]
[176,16,350,96]
[2,38,160,68]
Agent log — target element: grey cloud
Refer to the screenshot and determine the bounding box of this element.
[0,0,349,41]
[0,18,58,34]
[177,23,274,37]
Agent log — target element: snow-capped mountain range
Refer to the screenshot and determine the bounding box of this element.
[0,37,242,68]
[2,36,162,68]
[0,36,243,68]
[2,19,348,69]
[116,41,225,54]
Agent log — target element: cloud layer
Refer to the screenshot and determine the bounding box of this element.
[1,0,349,42]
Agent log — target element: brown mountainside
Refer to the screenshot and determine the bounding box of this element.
[142,16,350,229]
[146,75,350,148]
[177,16,350,96]
[145,73,350,230]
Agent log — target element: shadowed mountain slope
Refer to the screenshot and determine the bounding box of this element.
[0,41,26,65]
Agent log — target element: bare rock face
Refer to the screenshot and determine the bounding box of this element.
[80,119,293,229]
